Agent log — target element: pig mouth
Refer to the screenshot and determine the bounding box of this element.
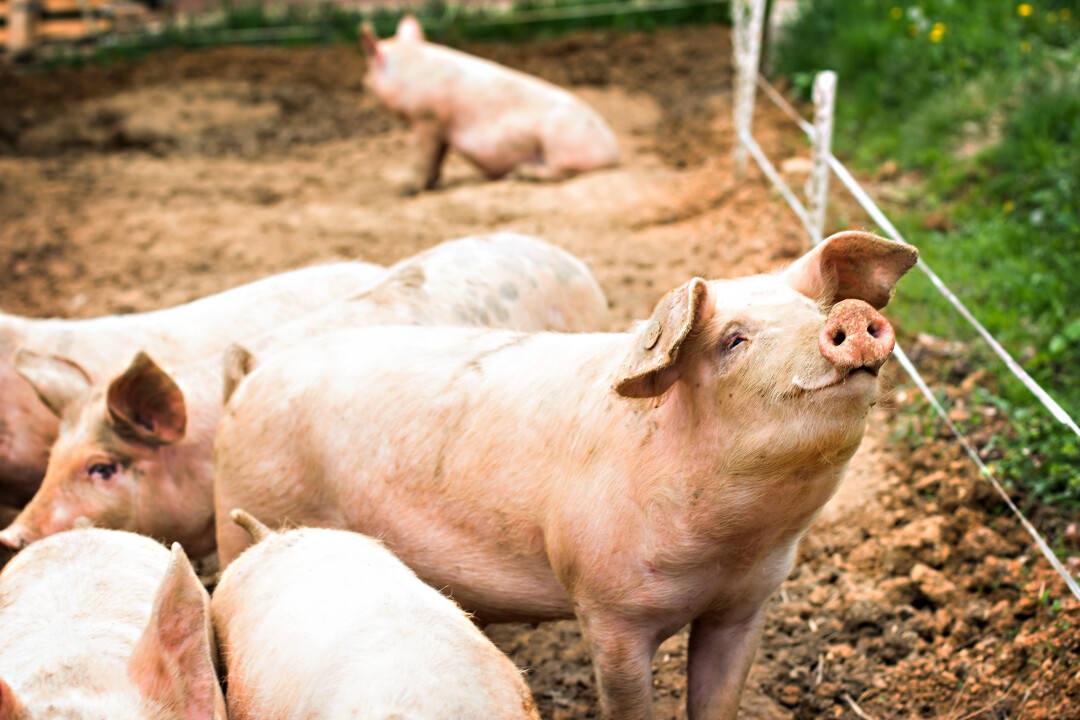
[792,365,880,393]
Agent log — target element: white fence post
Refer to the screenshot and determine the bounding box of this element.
[732,0,767,176]
[806,70,836,244]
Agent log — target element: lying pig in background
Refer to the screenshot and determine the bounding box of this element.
[0,234,609,559]
[361,16,619,193]
[213,231,917,720]
[0,261,384,507]
[213,510,540,720]
[0,528,223,719]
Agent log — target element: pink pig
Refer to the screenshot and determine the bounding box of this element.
[212,510,540,720]
[212,231,918,720]
[361,16,619,192]
[0,528,224,719]
[0,234,609,559]
[0,261,384,507]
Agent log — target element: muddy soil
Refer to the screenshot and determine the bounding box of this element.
[2,25,1076,720]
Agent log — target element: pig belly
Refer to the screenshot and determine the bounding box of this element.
[344,503,574,623]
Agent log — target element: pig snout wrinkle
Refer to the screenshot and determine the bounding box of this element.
[818,299,895,375]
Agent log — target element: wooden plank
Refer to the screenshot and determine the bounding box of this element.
[42,0,117,15]
[38,16,109,38]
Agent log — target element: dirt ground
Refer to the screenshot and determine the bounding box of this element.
[1,24,1077,720]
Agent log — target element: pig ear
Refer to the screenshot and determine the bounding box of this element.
[359,22,379,58]
[107,352,187,446]
[14,349,92,417]
[129,543,223,720]
[783,231,919,310]
[613,278,713,399]
[222,344,257,405]
[396,15,424,42]
[0,677,23,720]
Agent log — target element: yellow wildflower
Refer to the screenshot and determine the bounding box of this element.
[1048,11,1058,23]
[908,23,919,35]
[1018,3,1032,17]
[1062,8,1072,20]
[890,6,903,19]
[1021,40,1032,53]
[929,22,946,42]
[1003,200,1015,212]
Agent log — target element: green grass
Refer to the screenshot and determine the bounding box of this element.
[773,0,1080,508]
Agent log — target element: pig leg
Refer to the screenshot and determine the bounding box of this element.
[407,122,449,194]
[686,609,766,720]
[578,612,662,720]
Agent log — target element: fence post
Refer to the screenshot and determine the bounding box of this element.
[732,0,766,177]
[8,0,38,58]
[806,70,836,245]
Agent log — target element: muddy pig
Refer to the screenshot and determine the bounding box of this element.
[212,231,918,720]
[0,233,609,559]
[0,528,224,719]
[361,16,619,193]
[0,261,384,507]
[212,510,540,719]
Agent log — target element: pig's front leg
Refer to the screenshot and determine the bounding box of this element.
[578,611,662,720]
[406,122,449,194]
[686,608,766,720]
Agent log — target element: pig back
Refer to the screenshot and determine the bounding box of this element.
[0,530,168,711]
[212,527,540,720]
[341,232,609,333]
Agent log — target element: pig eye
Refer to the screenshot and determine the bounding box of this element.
[725,335,748,351]
[87,462,119,482]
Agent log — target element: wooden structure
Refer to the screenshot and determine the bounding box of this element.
[2,0,150,57]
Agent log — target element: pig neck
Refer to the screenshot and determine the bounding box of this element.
[589,367,861,559]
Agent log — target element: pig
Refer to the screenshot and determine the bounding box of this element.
[211,231,918,720]
[0,233,609,559]
[0,261,385,507]
[361,16,619,193]
[212,509,540,720]
[0,528,224,719]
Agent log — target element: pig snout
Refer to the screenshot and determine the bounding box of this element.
[818,299,895,374]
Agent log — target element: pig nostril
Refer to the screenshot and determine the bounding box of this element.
[831,331,846,346]
[868,323,881,339]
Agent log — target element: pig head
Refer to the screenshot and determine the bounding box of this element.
[0,351,212,558]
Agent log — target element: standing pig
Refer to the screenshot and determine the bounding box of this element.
[212,231,918,720]
[0,528,224,719]
[0,234,609,558]
[0,260,384,506]
[213,510,540,720]
[361,16,619,193]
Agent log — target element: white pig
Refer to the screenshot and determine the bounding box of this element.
[212,510,540,720]
[212,231,918,720]
[0,234,609,559]
[0,528,224,719]
[361,16,619,193]
[0,261,384,506]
